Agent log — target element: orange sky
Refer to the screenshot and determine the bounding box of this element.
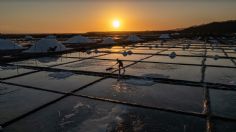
[0,0,236,33]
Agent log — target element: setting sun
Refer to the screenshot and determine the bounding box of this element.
[112,20,120,29]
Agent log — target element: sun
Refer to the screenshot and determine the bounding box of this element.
[112,20,120,29]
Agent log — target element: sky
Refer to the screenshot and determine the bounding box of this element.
[0,0,236,33]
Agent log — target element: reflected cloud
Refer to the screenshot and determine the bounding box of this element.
[48,71,74,80]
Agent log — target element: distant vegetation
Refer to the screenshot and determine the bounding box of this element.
[181,20,236,34]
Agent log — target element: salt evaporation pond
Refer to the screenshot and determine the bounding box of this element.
[10,57,79,67]
[4,71,101,93]
[95,53,150,61]
[62,52,106,58]
[0,65,35,79]
[4,96,206,132]
[77,78,204,113]
[55,59,133,73]
[124,62,202,82]
[0,83,62,124]
[205,67,236,85]
[1,37,236,131]
[144,56,203,65]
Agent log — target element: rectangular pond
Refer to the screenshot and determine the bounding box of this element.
[10,57,79,67]
[161,50,204,56]
[62,52,106,58]
[124,62,202,82]
[0,65,35,79]
[0,83,62,124]
[144,56,203,65]
[77,78,204,113]
[227,53,236,58]
[212,119,236,132]
[95,53,150,61]
[205,67,236,85]
[129,49,161,54]
[4,95,206,132]
[206,58,235,67]
[55,59,133,73]
[207,50,226,57]
[210,89,236,119]
[4,71,101,93]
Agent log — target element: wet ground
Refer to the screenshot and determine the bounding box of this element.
[0,39,236,132]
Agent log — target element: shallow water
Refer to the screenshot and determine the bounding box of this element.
[4,71,101,93]
[10,57,79,67]
[144,56,203,64]
[77,78,204,113]
[55,59,133,73]
[62,52,106,58]
[205,67,236,85]
[124,62,202,81]
[0,83,62,124]
[210,89,236,119]
[4,96,206,132]
[0,65,34,79]
[95,53,150,61]
[205,58,235,67]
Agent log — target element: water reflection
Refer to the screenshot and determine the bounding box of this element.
[112,80,132,93]
[0,65,20,75]
[48,71,74,80]
[111,79,156,94]
[0,84,20,96]
[36,56,61,63]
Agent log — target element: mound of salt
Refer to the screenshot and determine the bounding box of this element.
[169,52,176,59]
[25,38,66,53]
[100,37,116,44]
[159,34,171,39]
[94,49,99,54]
[126,35,143,42]
[214,55,219,60]
[24,35,33,40]
[46,35,56,39]
[64,35,95,44]
[0,39,23,50]
[122,51,128,56]
[127,50,133,55]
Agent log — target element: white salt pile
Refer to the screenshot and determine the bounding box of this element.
[64,35,95,44]
[0,39,23,50]
[122,51,128,56]
[24,35,33,40]
[159,34,171,39]
[94,49,99,54]
[46,35,56,39]
[24,38,66,53]
[209,39,219,44]
[127,50,133,55]
[214,55,219,60]
[86,50,92,54]
[100,37,116,44]
[169,52,176,59]
[126,35,143,42]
